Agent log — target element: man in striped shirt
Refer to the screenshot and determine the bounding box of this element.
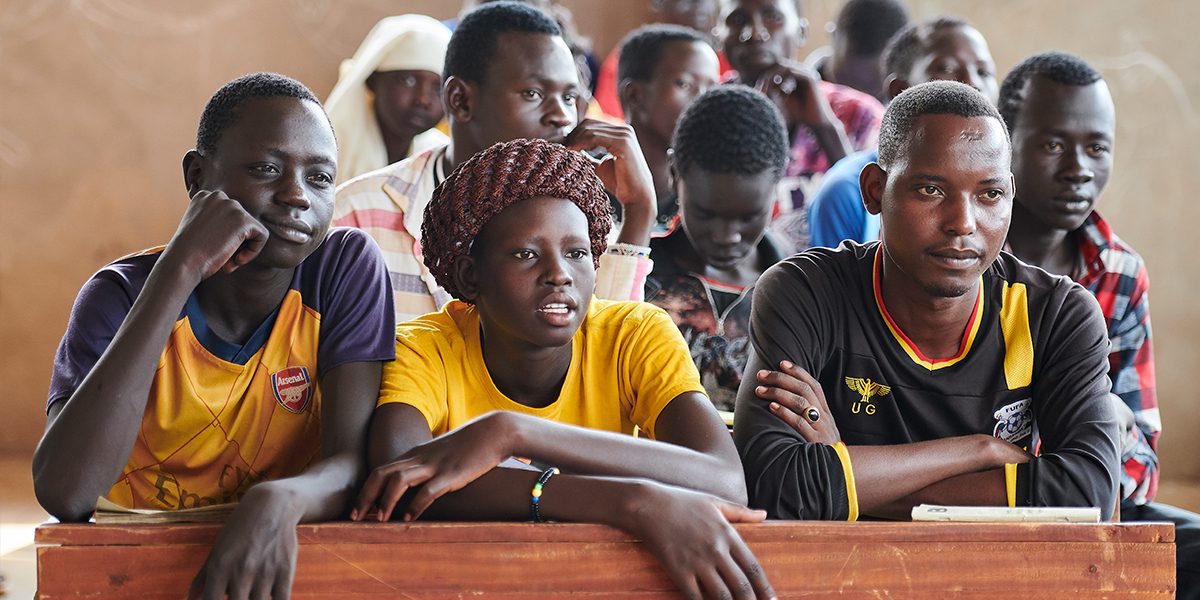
[335,2,657,323]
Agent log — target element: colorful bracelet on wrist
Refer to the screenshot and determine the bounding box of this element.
[530,466,560,523]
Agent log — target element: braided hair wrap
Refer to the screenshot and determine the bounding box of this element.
[421,138,613,300]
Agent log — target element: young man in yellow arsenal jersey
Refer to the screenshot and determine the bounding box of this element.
[734,81,1120,521]
[34,73,395,598]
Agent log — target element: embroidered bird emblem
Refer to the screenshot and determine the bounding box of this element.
[845,377,891,403]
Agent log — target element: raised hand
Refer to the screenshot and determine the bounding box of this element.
[564,119,656,244]
[352,412,513,523]
[622,482,776,600]
[755,360,842,445]
[754,61,833,131]
[163,189,269,282]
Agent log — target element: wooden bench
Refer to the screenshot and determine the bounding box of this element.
[36,521,1175,598]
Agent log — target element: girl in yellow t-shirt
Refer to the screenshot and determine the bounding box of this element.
[353,138,776,600]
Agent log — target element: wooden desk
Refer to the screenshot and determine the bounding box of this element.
[36,521,1174,598]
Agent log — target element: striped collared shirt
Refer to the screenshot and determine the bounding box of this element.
[334,145,652,325]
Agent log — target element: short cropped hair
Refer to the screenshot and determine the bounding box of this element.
[998,51,1104,131]
[881,16,969,79]
[877,80,1006,168]
[672,85,789,178]
[444,1,561,85]
[617,24,707,85]
[421,139,612,300]
[196,72,321,158]
[836,0,910,56]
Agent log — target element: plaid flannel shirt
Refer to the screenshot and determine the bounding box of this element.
[1075,211,1160,504]
[334,145,652,325]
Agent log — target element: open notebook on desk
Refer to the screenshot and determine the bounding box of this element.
[92,497,234,524]
[912,504,1101,523]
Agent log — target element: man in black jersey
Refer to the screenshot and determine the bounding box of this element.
[733,80,1119,521]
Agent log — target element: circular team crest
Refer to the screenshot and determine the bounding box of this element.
[272,366,312,413]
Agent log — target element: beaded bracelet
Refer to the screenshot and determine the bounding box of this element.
[530,466,560,523]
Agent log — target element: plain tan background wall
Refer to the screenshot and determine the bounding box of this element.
[2,1,1197,486]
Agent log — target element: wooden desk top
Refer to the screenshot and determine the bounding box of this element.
[37,521,1176,598]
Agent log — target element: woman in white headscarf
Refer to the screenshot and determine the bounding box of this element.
[327,14,451,184]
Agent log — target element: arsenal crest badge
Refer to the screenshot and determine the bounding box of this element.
[272,366,312,413]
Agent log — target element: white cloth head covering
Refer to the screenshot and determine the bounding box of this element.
[327,14,451,183]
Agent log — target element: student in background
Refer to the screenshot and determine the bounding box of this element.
[735,81,1119,522]
[717,0,884,252]
[34,73,395,599]
[326,14,451,184]
[594,0,727,121]
[807,16,997,248]
[616,24,721,235]
[1000,51,1199,598]
[647,86,789,414]
[335,2,658,323]
[810,0,910,103]
[356,138,775,600]
[454,0,601,99]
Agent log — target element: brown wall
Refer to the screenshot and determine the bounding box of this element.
[3,2,1198,485]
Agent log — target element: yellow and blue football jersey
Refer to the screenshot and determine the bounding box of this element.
[48,228,395,510]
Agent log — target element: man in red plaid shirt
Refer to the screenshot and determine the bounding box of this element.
[1001,50,1197,598]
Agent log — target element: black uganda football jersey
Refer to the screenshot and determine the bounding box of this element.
[734,241,1119,521]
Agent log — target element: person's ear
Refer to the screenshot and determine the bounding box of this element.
[860,162,886,216]
[618,79,642,121]
[182,150,206,197]
[444,76,473,124]
[452,255,481,303]
[885,75,909,101]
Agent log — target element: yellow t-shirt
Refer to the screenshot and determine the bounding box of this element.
[379,299,705,439]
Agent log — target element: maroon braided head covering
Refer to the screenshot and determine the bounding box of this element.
[422,138,613,300]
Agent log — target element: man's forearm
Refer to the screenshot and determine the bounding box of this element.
[420,465,636,528]
[34,260,199,521]
[865,469,1008,520]
[505,411,745,503]
[847,435,1024,515]
[614,194,655,246]
[808,118,852,166]
[249,451,365,525]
